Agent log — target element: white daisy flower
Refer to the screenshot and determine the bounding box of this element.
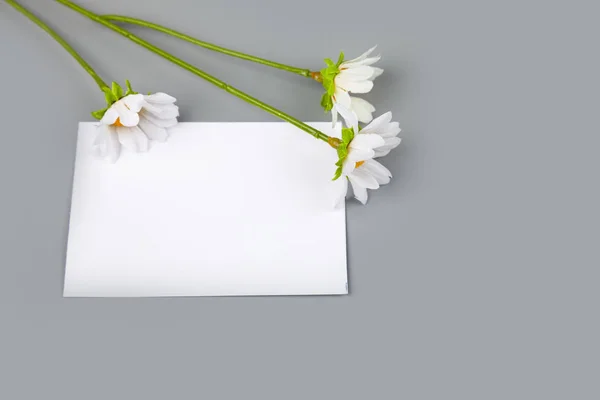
[318,46,383,127]
[331,111,401,206]
[93,90,178,163]
[333,158,392,206]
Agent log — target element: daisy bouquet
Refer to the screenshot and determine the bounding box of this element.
[6,0,402,206]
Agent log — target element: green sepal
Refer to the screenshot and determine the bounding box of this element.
[111,81,123,100]
[341,126,354,144]
[105,80,138,105]
[94,80,139,120]
[336,144,347,161]
[336,51,345,66]
[102,87,118,105]
[124,80,137,96]
[91,107,108,120]
[332,165,343,181]
[331,126,355,180]
[95,80,138,120]
[321,92,333,112]
[319,51,346,113]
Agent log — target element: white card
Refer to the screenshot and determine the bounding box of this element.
[64,122,347,297]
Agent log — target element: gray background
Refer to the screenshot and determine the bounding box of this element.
[1,0,598,398]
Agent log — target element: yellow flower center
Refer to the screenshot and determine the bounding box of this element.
[111,103,132,127]
[355,161,365,168]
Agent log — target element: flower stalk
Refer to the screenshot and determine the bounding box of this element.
[101,15,313,79]
[5,0,109,91]
[57,0,330,143]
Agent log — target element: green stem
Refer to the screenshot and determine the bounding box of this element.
[102,15,313,79]
[56,0,330,143]
[6,0,108,91]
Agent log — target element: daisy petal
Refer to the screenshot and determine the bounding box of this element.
[350,168,380,190]
[342,158,358,175]
[343,45,377,65]
[336,76,373,93]
[347,148,375,163]
[140,101,163,116]
[93,124,108,148]
[374,148,391,158]
[106,129,121,163]
[100,107,119,125]
[121,94,145,113]
[143,103,179,120]
[159,104,180,119]
[348,176,369,205]
[333,87,351,108]
[92,129,108,159]
[350,134,385,151]
[370,67,384,79]
[388,136,402,146]
[333,177,349,208]
[331,106,338,128]
[360,112,393,134]
[114,101,140,127]
[350,97,375,123]
[145,92,177,104]
[342,55,381,69]
[338,66,376,81]
[93,125,120,162]
[379,121,402,138]
[139,110,178,128]
[116,126,149,152]
[374,138,402,158]
[138,117,169,142]
[357,56,381,67]
[334,102,359,132]
[363,159,392,185]
[382,137,402,151]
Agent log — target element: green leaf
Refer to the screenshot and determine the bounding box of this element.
[324,58,334,67]
[91,107,107,120]
[111,82,123,100]
[336,51,345,66]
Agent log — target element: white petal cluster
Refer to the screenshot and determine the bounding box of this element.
[331,46,383,127]
[333,112,402,206]
[94,93,178,163]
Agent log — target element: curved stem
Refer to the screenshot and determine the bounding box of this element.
[101,15,312,78]
[6,0,108,91]
[57,0,330,143]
